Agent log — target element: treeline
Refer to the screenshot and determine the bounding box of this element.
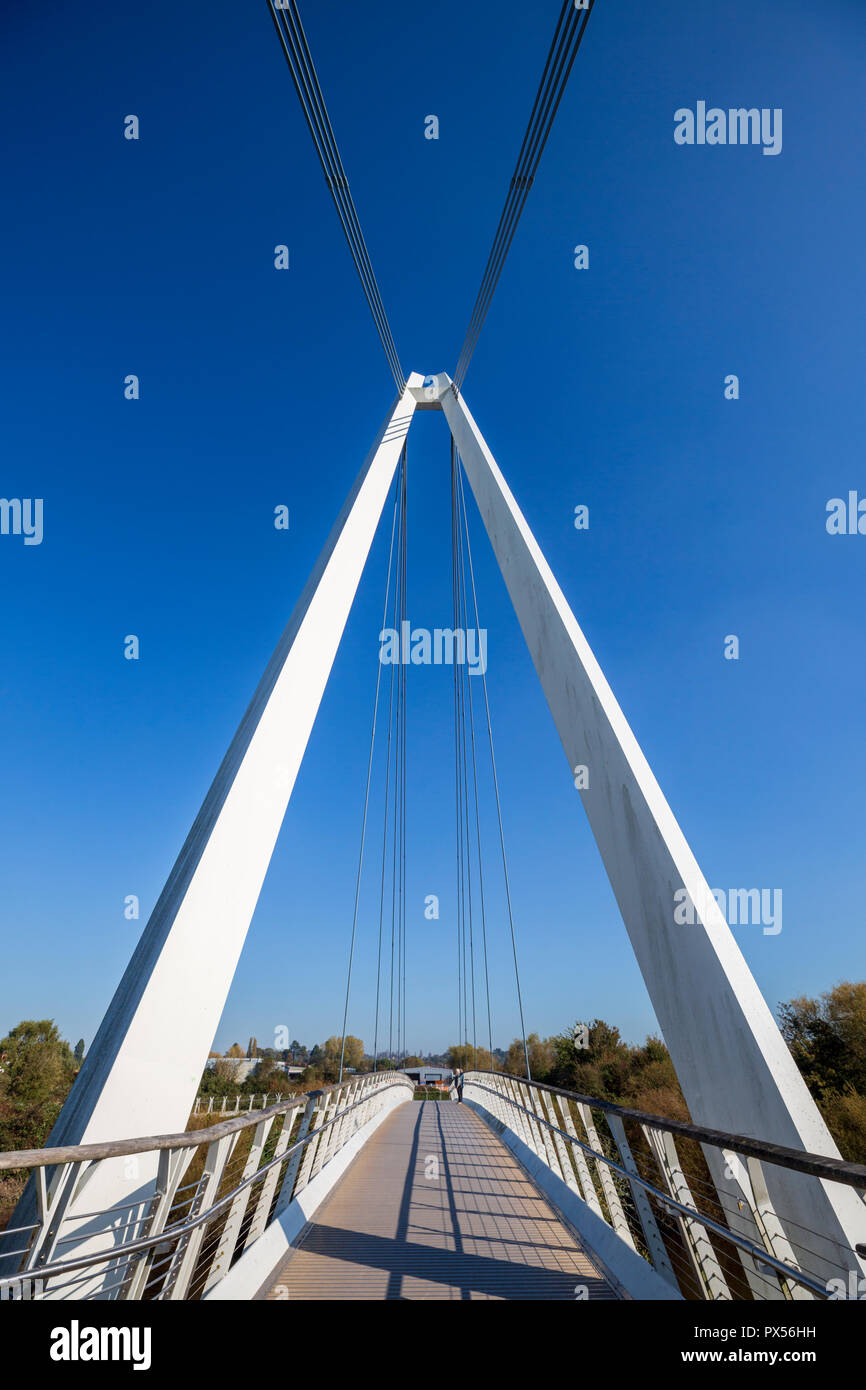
[777,982,866,1163]
[202,1035,369,1095]
[447,1026,687,1123]
[0,1021,82,1228]
[449,982,866,1163]
[2,981,864,1172]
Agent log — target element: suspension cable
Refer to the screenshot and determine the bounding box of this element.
[456,453,531,1079]
[372,452,406,1072]
[385,451,408,1066]
[454,474,478,1067]
[453,0,596,392]
[338,451,403,1083]
[453,447,494,1062]
[267,0,406,394]
[450,449,467,1054]
[400,457,409,1065]
[396,453,408,1065]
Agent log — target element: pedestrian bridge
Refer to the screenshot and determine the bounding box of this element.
[2,1070,864,1302]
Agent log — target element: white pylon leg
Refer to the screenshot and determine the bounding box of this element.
[6,380,420,1293]
[439,374,866,1284]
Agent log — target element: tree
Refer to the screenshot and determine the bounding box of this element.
[247,1037,258,1059]
[447,1043,494,1072]
[503,1033,555,1080]
[252,1056,287,1094]
[779,983,866,1099]
[299,1036,365,1083]
[777,982,866,1162]
[226,1043,244,1058]
[820,1090,866,1164]
[0,1020,77,1154]
[73,1039,85,1066]
[199,1059,245,1097]
[322,1036,364,1070]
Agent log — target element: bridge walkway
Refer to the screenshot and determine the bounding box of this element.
[260,1099,619,1301]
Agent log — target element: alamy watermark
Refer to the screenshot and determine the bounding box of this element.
[50,1321,151,1370]
[1,1276,44,1300]
[674,886,782,936]
[379,621,487,676]
[826,492,866,535]
[674,103,782,156]
[0,497,43,545]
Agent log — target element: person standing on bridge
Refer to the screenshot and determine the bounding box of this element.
[454,1068,464,1102]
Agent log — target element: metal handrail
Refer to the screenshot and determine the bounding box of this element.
[466,1070,866,1190]
[461,1075,834,1299]
[0,1074,413,1292]
[0,1075,396,1171]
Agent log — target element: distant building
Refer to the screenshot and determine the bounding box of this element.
[401,1065,453,1086]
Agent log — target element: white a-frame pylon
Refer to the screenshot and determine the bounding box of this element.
[12,371,865,1288]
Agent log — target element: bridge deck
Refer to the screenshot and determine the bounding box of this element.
[261,1099,619,1300]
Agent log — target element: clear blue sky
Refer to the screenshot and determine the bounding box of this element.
[2,0,864,1059]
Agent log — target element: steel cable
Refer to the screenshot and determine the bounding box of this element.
[456,457,531,1078]
[337,449,403,1083]
[453,0,596,391]
[267,0,405,392]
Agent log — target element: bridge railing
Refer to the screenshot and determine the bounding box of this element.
[0,1071,413,1302]
[457,1071,866,1302]
[193,1093,294,1116]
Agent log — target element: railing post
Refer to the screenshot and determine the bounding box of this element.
[309,1086,348,1183]
[539,1090,579,1193]
[501,1076,535,1153]
[240,1102,304,1250]
[745,1156,812,1300]
[603,1113,666,1265]
[321,1079,359,1167]
[270,1096,315,1215]
[555,1097,606,1218]
[202,1115,276,1294]
[511,1080,542,1158]
[484,1076,507,1128]
[167,1133,237,1301]
[288,1092,328,1199]
[123,1145,199,1300]
[525,1085,561,1175]
[521,1081,548,1156]
[719,1150,810,1301]
[22,1161,86,1280]
[642,1125,731,1300]
[495,1077,516,1130]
